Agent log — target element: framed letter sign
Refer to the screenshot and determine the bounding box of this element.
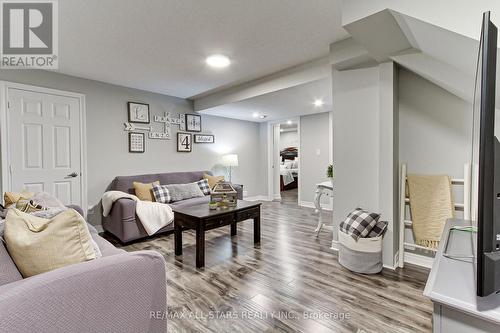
[185,114,202,132]
[128,102,150,123]
[194,134,215,143]
[177,132,192,152]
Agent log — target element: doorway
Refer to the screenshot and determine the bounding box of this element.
[0,82,87,208]
[268,117,300,204]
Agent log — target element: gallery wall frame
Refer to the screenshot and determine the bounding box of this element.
[128,102,150,123]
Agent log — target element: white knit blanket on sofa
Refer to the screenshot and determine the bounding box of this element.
[101,191,174,236]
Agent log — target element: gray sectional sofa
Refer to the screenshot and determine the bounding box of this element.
[0,215,167,333]
[102,171,243,243]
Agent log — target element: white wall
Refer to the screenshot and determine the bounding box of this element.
[279,130,298,151]
[0,70,266,222]
[300,112,331,204]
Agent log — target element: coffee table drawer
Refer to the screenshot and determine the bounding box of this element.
[236,207,260,221]
[205,214,234,228]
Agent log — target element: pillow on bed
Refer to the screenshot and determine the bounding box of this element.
[284,161,294,169]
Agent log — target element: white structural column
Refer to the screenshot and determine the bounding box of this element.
[378,61,399,267]
[330,39,399,267]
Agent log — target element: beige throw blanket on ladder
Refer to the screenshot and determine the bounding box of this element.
[406,175,454,249]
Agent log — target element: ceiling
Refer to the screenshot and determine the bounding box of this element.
[198,77,332,122]
[57,0,348,99]
[344,9,497,105]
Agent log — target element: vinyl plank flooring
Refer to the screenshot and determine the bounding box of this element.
[103,194,432,333]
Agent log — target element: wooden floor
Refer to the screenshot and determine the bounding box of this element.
[106,191,432,333]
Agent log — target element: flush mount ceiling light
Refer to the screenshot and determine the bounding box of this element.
[259,115,267,119]
[206,54,231,68]
[287,120,292,125]
[314,99,325,107]
[252,112,259,118]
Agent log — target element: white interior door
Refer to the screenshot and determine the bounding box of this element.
[7,87,82,206]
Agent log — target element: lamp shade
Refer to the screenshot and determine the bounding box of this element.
[222,154,239,167]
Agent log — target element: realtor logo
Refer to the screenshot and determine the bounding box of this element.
[1,0,58,68]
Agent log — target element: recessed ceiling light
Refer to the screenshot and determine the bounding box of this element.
[287,120,292,125]
[252,112,259,118]
[314,99,324,107]
[259,115,267,119]
[206,54,231,68]
[280,129,284,132]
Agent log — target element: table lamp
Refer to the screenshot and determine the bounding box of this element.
[222,154,238,182]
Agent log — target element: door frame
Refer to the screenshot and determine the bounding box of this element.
[0,81,88,211]
[266,117,301,202]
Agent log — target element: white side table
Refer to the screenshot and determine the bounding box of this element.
[314,181,333,237]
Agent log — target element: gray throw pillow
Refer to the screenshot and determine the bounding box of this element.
[166,182,205,202]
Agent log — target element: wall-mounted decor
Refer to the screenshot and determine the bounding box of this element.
[185,114,202,132]
[149,112,186,140]
[194,134,215,143]
[128,102,150,123]
[177,132,192,152]
[124,122,152,132]
[129,132,145,153]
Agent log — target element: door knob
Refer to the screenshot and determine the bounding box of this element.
[66,172,78,178]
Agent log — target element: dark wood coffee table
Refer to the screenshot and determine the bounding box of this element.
[173,201,261,268]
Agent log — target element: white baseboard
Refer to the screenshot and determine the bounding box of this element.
[273,194,282,201]
[382,263,397,271]
[244,195,271,201]
[299,201,333,211]
[404,252,434,269]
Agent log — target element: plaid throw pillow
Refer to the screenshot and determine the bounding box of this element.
[152,184,171,204]
[197,179,211,195]
[339,208,380,240]
[367,220,388,238]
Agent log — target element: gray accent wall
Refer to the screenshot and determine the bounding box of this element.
[0,70,265,218]
[299,112,331,204]
[332,63,399,267]
[399,68,472,255]
[399,68,472,179]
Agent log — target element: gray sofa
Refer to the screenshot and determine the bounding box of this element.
[102,171,243,244]
[0,216,167,333]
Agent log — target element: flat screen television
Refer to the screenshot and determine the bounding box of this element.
[475,11,500,297]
